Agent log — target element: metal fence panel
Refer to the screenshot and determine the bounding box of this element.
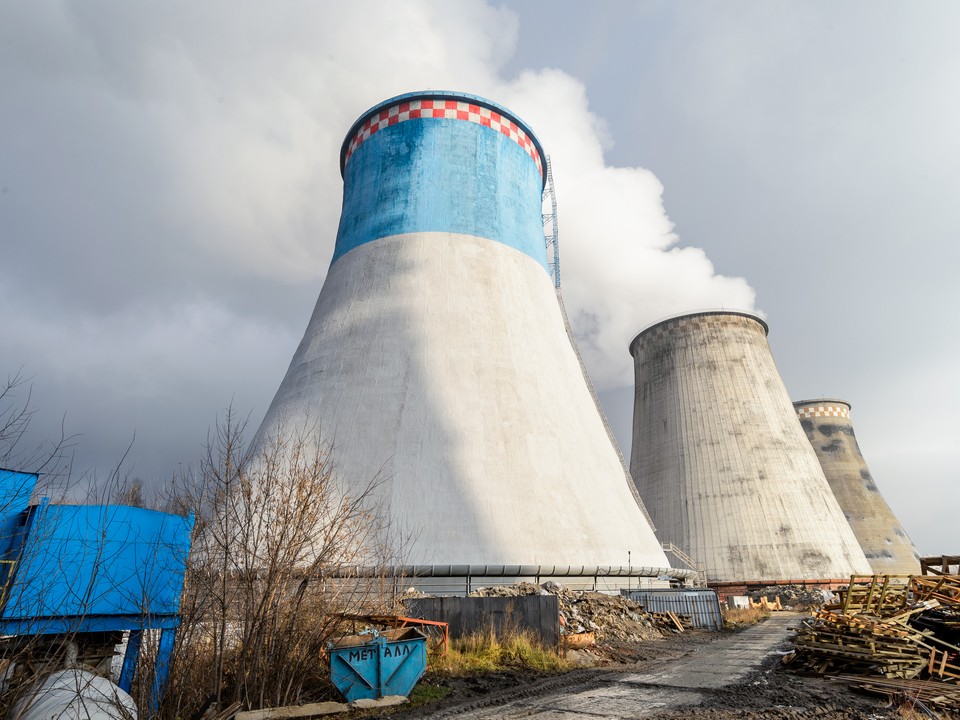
[621,589,723,630]
[404,595,559,647]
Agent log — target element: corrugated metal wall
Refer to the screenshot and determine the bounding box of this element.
[404,595,559,647]
[622,589,724,630]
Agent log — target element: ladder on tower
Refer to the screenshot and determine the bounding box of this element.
[661,543,708,587]
[542,156,560,288]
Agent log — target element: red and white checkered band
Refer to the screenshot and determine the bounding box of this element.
[344,99,543,178]
[796,404,851,420]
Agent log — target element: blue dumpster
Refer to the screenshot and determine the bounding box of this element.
[329,627,427,702]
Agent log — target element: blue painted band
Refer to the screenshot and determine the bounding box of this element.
[340,91,548,189]
[333,115,548,270]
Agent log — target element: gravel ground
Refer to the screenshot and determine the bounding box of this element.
[382,615,905,719]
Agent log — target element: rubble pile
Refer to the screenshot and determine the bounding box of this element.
[470,582,671,642]
[469,582,542,598]
[749,585,833,611]
[788,574,960,712]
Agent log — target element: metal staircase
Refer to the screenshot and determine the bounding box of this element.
[661,543,708,587]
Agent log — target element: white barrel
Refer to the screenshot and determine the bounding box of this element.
[12,669,138,720]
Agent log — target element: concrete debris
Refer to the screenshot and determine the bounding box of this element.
[563,648,600,667]
[349,696,408,709]
[234,702,349,720]
[748,585,834,610]
[469,582,674,642]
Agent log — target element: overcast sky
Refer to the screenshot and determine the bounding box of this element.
[1,1,956,553]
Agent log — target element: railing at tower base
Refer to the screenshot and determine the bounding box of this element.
[660,544,707,588]
[311,564,700,597]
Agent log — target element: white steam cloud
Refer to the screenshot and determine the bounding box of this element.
[493,70,756,385]
[0,0,754,476]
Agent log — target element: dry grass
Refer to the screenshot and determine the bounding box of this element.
[895,702,948,719]
[722,607,770,629]
[432,627,571,675]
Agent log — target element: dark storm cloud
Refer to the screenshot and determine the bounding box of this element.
[6,1,950,554]
[1,0,756,493]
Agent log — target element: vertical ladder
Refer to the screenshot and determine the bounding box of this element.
[542,156,561,288]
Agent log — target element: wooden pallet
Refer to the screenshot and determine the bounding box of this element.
[791,574,960,686]
[837,674,960,711]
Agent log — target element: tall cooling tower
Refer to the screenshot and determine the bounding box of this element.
[629,311,872,583]
[251,92,670,575]
[794,399,919,575]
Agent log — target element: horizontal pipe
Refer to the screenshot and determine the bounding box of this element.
[708,578,854,587]
[320,565,700,580]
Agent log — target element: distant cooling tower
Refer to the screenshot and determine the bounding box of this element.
[251,91,671,576]
[629,311,872,583]
[794,400,919,575]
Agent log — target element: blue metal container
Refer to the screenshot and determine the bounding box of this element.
[0,467,194,713]
[329,627,427,702]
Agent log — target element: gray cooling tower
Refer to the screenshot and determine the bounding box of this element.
[250,91,671,576]
[794,399,919,575]
[629,311,872,583]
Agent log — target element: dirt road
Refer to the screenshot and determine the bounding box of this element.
[412,613,896,719]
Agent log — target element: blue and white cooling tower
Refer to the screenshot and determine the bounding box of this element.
[251,92,671,576]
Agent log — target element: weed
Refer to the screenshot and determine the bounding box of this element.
[407,681,452,706]
[722,607,770,629]
[432,626,571,675]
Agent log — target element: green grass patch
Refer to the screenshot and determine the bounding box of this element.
[432,627,571,675]
[407,681,452,706]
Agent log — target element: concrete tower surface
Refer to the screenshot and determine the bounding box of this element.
[794,399,920,575]
[251,92,670,575]
[629,311,872,583]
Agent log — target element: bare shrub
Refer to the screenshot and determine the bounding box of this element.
[160,408,397,717]
[0,373,85,720]
[0,371,73,491]
[0,382,401,718]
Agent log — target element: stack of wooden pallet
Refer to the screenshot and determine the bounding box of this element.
[789,575,960,712]
[649,610,689,633]
[914,575,960,618]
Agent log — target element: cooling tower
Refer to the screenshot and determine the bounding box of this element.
[794,399,919,575]
[250,91,670,575]
[629,311,872,583]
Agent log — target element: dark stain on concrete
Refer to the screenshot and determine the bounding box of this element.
[817,423,854,438]
[820,439,842,452]
[801,549,830,571]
